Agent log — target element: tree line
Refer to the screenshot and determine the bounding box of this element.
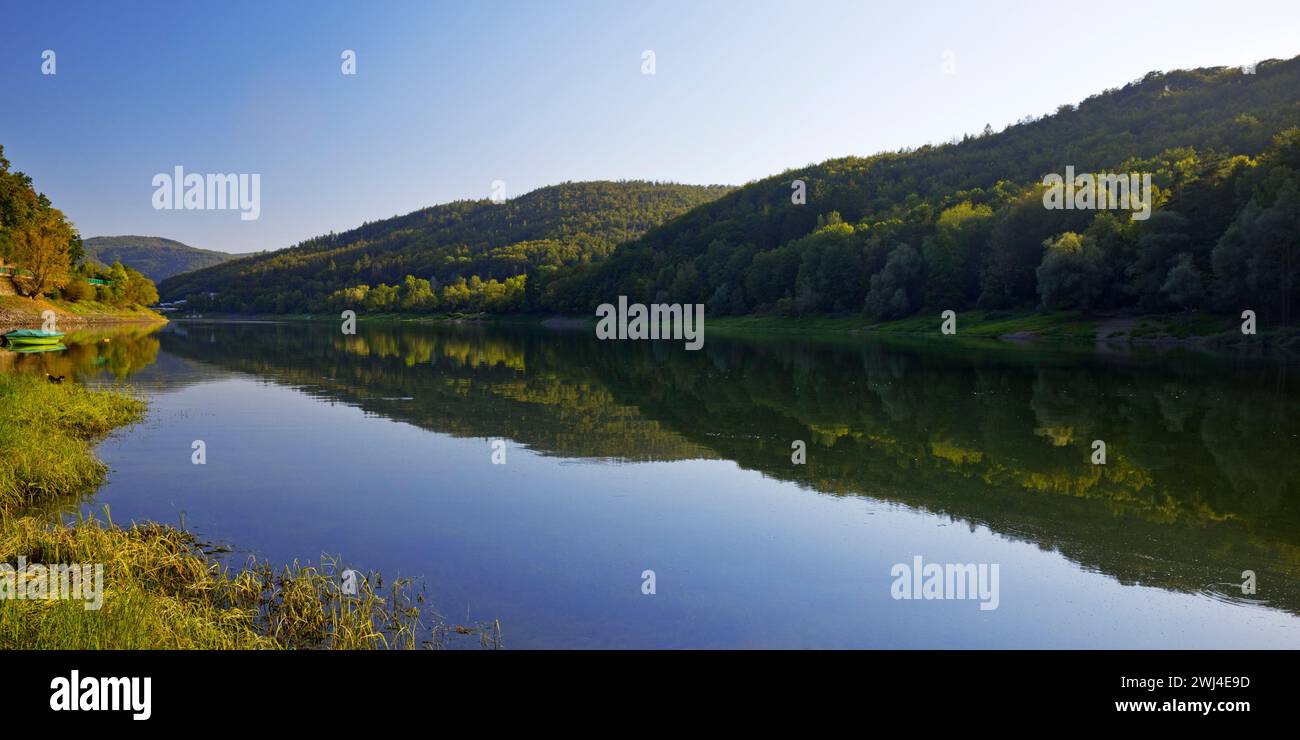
[154,57,1300,324]
[555,59,1300,324]
[0,145,158,308]
[161,181,732,313]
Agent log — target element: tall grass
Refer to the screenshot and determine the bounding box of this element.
[0,372,494,649]
[0,373,145,511]
[0,514,487,649]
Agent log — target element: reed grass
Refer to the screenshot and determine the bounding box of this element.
[0,372,492,649]
[0,373,145,511]
[0,514,478,649]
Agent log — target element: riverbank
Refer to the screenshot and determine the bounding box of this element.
[179,310,542,326]
[0,295,166,334]
[0,373,469,649]
[169,308,1300,355]
[710,310,1300,353]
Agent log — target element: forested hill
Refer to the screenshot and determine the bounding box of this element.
[160,181,733,312]
[83,236,238,282]
[550,56,1300,320]
[166,56,1300,322]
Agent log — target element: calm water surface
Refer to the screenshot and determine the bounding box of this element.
[7,320,1300,648]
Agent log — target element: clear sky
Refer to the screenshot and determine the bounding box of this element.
[2,0,1297,254]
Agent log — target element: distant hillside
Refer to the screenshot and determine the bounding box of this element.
[562,56,1300,321]
[160,181,733,312]
[167,56,1300,321]
[83,236,240,282]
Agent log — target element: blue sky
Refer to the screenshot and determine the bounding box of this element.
[2,0,1297,253]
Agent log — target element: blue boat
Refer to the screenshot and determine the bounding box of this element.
[3,329,66,348]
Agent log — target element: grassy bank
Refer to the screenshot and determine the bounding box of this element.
[0,295,166,331]
[0,374,145,513]
[0,373,480,649]
[710,310,1300,350]
[709,310,1106,339]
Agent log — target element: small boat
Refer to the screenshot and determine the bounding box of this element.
[8,343,67,354]
[3,329,67,348]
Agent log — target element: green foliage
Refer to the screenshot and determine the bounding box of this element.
[65,260,159,308]
[1036,232,1104,311]
[1127,211,1192,310]
[0,148,161,306]
[923,201,994,309]
[1210,158,1300,321]
[58,277,93,302]
[0,368,470,650]
[1161,253,1206,311]
[81,236,238,282]
[161,181,732,313]
[0,373,145,511]
[326,272,527,314]
[865,243,923,319]
[0,146,81,291]
[574,59,1300,320]
[152,57,1300,325]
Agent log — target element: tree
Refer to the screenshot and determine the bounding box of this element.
[400,275,436,311]
[1161,253,1205,311]
[1245,179,1300,323]
[8,207,73,298]
[1082,212,1138,309]
[979,190,1087,309]
[1211,164,1300,322]
[60,277,92,301]
[121,265,160,305]
[1210,207,1254,310]
[864,243,923,319]
[0,146,41,255]
[1127,211,1190,310]
[1036,232,1103,311]
[923,201,993,309]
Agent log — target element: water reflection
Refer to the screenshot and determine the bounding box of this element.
[17,319,1300,632]
[142,321,1300,618]
[0,324,162,380]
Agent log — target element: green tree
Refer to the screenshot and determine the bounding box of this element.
[8,207,74,298]
[923,201,993,309]
[1161,253,1205,311]
[1127,211,1190,310]
[1036,232,1103,311]
[864,243,923,319]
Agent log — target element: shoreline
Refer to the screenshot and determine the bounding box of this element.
[0,372,469,649]
[168,309,1300,355]
[0,295,167,335]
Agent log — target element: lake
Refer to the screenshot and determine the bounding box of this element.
[8,319,1300,648]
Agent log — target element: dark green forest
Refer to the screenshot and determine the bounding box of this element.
[160,181,733,313]
[82,236,239,282]
[164,56,1300,323]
